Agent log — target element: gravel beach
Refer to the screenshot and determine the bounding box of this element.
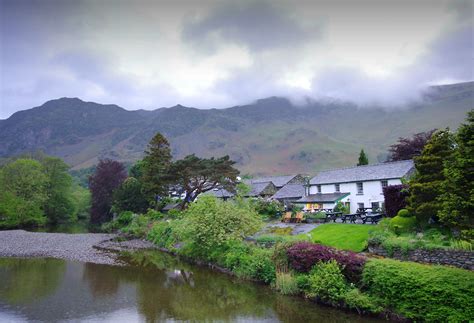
[0,230,119,265]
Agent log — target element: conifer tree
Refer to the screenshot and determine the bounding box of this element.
[357,149,369,166]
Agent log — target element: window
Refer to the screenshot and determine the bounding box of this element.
[381,180,388,189]
[357,203,364,210]
[356,182,364,194]
[317,185,322,193]
[371,202,380,212]
[335,183,340,192]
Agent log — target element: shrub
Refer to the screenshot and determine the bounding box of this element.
[274,271,299,295]
[144,209,163,220]
[383,184,409,217]
[121,214,151,238]
[396,208,411,218]
[362,258,474,321]
[343,288,382,314]
[389,215,417,234]
[117,211,134,225]
[232,246,276,284]
[147,221,175,248]
[295,273,311,293]
[286,242,366,283]
[306,260,348,305]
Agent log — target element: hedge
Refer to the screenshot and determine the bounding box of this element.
[362,258,474,321]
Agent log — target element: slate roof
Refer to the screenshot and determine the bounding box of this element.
[271,184,305,200]
[205,188,235,198]
[310,160,414,185]
[296,193,350,203]
[249,175,301,188]
[248,182,276,196]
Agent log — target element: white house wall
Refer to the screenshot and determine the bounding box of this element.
[309,179,402,213]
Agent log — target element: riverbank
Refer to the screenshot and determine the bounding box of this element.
[0,230,119,265]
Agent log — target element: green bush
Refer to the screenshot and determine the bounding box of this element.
[306,260,348,305]
[117,211,134,225]
[274,271,299,295]
[121,215,151,238]
[233,246,276,284]
[389,215,417,234]
[147,221,174,248]
[362,258,474,321]
[343,288,382,314]
[144,209,164,220]
[396,208,411,218]
[295,273,311,293]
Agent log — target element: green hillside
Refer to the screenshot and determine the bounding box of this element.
[0,82,472,175]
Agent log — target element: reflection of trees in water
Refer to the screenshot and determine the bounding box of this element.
[82,263,123,297]
[0,258,66,304]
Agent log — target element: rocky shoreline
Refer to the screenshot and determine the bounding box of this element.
[0,230,155,265]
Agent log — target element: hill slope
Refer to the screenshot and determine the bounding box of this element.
[0,82,472,175]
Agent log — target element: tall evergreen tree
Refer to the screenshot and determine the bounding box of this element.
[357,149,369,166]
[142,133,172,201]
[438,110,474,236]
[407,129,454,225]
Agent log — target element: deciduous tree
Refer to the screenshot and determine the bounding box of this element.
[89,159,127,224]
[387,130,436,162]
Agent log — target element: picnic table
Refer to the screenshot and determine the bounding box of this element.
[324,212,342,222]
[362,213,384,224]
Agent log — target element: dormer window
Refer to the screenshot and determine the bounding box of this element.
[335,183,340,192]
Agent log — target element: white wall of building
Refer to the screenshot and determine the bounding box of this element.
[309,179,402,213]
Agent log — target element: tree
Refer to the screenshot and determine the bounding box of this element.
[168,154,240,209]
[387,130,436,162]
[357,149,368,166]
[383,184,410,217]
[0,159,48,228]
[438,110,474,236]
[112,177,149,214]
[407,129,454,225]
[89,159,127,224]
[141,133,172,201]
[40,156,75,224]
[179,195,262,258]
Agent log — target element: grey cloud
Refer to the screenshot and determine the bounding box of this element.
[182,1,319,52]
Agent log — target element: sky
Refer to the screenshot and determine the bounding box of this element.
[0,0,472,119]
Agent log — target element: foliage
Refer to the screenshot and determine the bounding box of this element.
[387,129,436,161]
[147,221,179,248]
[306,260,348,305]
[382,184,409,217]
[40,156,75,224]
[121,214,151,238]
[389,215,417,235]
[141,132,172,200]
[178,195,262,259]
[69,166,95,188]
[408,129,455,225]
[231,246,276,284]
[396,208,411,218]
[71,184,90,220]
[112,177,149,214]
[274,271,299,295]
[438,110,474,233]
[286,241,366,283]
[251,198,284,218]
[362,258,474,321]
[343,288,382,314]
[333,201,349,214]
[304,223,373,252]
[168,154,240,209]
[357,149,368,166]
[89,159,127,224]
[0,159,48,228]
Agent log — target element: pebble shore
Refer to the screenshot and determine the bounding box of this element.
[0,230,119,265]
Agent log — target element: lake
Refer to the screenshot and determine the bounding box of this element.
[0,251,384,322]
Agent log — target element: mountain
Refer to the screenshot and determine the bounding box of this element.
[0,82,472,175]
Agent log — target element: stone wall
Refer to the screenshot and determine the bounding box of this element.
[368,244,474,270]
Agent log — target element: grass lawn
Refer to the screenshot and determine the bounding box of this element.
[303,223,374,252]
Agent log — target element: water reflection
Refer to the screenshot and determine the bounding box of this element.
[0,253,385,322]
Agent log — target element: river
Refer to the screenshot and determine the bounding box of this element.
[0,251,385,322]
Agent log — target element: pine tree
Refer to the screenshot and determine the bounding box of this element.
[438,110,474,237]
[407,129,454,225]
[141,132,172,201]
[357,149,369,166]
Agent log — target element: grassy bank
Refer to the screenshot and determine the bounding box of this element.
[302,224,373,252]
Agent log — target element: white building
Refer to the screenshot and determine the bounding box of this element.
[296,160,414,213]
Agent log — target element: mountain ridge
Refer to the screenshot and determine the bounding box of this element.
[0,82,472,175]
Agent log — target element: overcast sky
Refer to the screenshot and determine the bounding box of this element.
[0,0,472,119]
